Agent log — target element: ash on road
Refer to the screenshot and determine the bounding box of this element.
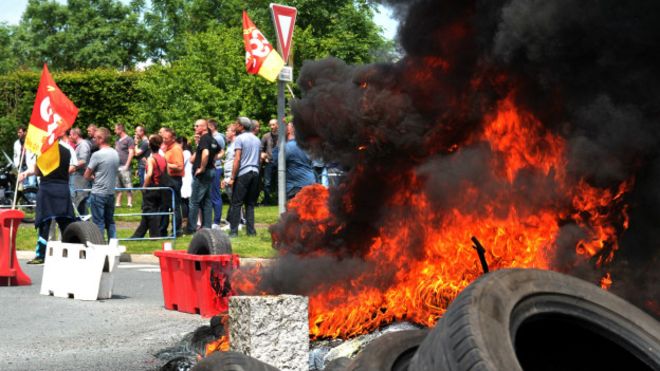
[0,259,207,371]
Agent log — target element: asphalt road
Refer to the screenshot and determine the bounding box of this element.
[0,258,208,371]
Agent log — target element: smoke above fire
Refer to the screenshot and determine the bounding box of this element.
[237,0,660,337]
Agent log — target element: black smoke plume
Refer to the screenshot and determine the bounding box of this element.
[259,0,660,317]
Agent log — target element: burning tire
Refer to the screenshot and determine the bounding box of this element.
[191,351,280,371]
[188,228,232,255]
[347,329,429,371]
[409,269,660,371]
[62,221,105,245]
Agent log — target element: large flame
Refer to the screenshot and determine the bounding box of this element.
[238,96,631,340]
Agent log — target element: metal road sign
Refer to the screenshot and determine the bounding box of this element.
[270,3,297,62]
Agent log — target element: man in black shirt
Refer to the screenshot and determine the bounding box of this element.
[18,142,77,264]
[184,119,219,234]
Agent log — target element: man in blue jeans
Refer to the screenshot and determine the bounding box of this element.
[208,119,226,229]
[84,127,119,240]
[184,119,220,234]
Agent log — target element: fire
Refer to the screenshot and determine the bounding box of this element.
[481,98,566,182]
[235,97,632,340]
[600,273,613,290]
[205,336,229,356]
[203,314,230,357]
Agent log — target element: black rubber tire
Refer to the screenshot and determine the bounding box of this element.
[188,228,232,255]
[191,351,280,371]
[346,330,429,371]
[409,268,660,371]
[62,221,105,245]
[325,357,351,371]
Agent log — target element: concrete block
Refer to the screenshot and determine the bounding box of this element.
[229,295,309,371]
[40,239,125,300]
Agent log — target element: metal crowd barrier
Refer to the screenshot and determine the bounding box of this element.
[73,186,178,241]
[0,204,35,209]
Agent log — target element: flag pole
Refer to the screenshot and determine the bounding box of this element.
[12,147,25,209]
[8,146,26,273]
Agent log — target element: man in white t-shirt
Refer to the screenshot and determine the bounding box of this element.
[221,123,236,224]
[13,126,37,188]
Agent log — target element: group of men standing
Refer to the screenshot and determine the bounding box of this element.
[14,115,317,264]
[181,116,261,237]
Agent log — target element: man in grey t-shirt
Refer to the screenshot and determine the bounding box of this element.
[85,127,120,240]
[227,117,261,237]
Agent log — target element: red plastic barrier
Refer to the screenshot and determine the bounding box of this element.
[154,250,240,317]
[0,209,31,286]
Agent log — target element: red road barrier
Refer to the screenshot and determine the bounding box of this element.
[0,209,31,286]
[154,250,240,317]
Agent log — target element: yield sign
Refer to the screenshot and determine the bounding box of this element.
[270,3,297,62]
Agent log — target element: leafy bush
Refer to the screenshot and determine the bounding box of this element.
[0,69,140,149]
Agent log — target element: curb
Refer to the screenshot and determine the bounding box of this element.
[119,253,159,264]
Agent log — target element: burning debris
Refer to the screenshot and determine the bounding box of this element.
[156,315,228,371]
[232,0,660,341]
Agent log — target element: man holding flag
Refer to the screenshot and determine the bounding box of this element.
[19,64,79,264]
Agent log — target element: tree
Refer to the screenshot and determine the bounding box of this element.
[0,24,19,74]
[142,0,190,62]
[142,0,392,67]
[13,0,145,71]
[131,22,276,137]
[291,0,392,66]
[143,0,243,62]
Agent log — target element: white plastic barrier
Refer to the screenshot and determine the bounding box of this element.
[40,239,126,300]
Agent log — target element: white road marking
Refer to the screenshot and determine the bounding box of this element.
[139,268,161,273]
[118,264,156,269]
[117,264,161,272]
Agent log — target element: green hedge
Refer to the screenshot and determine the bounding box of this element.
[0,69,140,150]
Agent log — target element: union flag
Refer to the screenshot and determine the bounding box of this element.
[25,64,78,175]
[242,10,285,82]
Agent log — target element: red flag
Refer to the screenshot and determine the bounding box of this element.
[25,64,78,175]
[242,10,284,82]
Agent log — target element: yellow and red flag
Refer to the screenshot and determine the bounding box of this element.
[242,10,285,82]
[25,64,78,175]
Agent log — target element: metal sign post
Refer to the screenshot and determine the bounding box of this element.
[276,78,287,215]
[270,3,297,215]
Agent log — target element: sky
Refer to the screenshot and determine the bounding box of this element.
[0,1,399,40]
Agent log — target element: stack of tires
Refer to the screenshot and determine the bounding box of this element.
[192,269,660,371]
[407,269,660,371]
